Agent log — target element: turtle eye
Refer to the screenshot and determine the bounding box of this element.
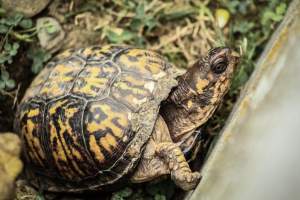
[211,58,228,74]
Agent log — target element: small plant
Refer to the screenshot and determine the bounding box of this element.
[27,47,51,74]
[0,11,33,92]
[0,7,53,94]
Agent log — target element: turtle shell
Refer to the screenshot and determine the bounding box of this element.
[15,45,183,192]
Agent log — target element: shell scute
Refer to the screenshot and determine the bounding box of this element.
[83,98,134,170]
[71,61,118,98]
[39,56,85,100]
[44,97,98,181]
[111,73,156,112]
[115,48,169,79]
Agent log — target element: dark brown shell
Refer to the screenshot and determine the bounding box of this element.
[15,45,183,192]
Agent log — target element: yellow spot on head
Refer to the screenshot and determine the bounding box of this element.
[196,79,209,94]
[187,100,193,109]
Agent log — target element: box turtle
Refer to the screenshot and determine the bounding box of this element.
[15,45,239,192]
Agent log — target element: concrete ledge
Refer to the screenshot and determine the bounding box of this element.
[186,0,300,199]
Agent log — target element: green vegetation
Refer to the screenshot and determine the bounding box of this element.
[0,10,51,99]
[0,0,290,199]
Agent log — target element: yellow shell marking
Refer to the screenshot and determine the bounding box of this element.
[115,82,148,96]
[48,99,87,177]
[49,121,67,161]
[27,108,40,118]
[99,134,117,153]
[57,118,84,177]
[49,99,67,115]
[104,134,117,148]
[22,67,52,102]
[22,121,44,166]
[48,100,70,177]
[89,135,105,162]
[63,107,85,176]
[88,103,128,139]
[87,121,102,134]
[72,65,112,97]
[55,49,74,60]
[122,75,145,86]
[81,47,94,57]
[40,64,81,98]
[118,49,163,76]
[112,74,155,109]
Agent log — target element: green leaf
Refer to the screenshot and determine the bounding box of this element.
[276,3,287,15]
[5,13,23,26]
[9,49,18,56]
[46,24,59,34]
[155,194,166,200]
[161,6,196,21]
[9,43,20,56]
[27,47,52,73]
[106,28,135,43]
[12,42,20,50]
[4,42,12,51]
[1,70,10,81]
[36,193,45,200]
[145,17,157,31]
[223,0,240,14]
[231,65,250,90]
[0,8,6,16]
[19,18,33,29]
[5,79,16,89]
[233,21,255,34]
[0,81,5,90]
[111,187,133,200]
[0,56,9,64]
[261,9,283,25]
[130,18,143,31]
[7,58,13,64]
[0,24,9,33]
[136,2,145,18]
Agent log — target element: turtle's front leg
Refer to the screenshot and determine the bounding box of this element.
[131,115,200,190]
[156,142,201,191]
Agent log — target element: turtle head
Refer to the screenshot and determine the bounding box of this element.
[189,47,240,106]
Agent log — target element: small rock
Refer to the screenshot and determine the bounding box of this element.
[37,17,65,53]
[62,28,100,50]
[2,0,51,17]
[0,132,23,199]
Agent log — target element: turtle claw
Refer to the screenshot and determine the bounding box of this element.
[171,170,201,191]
